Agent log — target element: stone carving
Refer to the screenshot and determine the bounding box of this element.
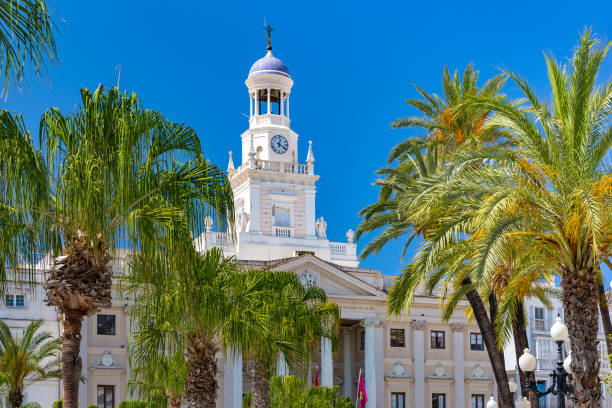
[428,362,451,379]
[315,217,327,239]
[392,361,406,376]
[470,364,487,379]
[237,209,250,232]
[411,319,427,330]
[450,322,465,331]
[346,229,355,243]
[360,317,383,328]
[299,269,317,288]
[94,350,119,369]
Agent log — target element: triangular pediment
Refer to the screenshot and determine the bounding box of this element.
[269,254,386,299]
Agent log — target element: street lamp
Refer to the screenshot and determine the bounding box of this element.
[486,396,498,408]
[518,317,576,408]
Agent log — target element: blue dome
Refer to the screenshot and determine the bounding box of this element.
[248,52,291,78]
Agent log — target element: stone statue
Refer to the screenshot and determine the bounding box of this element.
[315,216,327,239]
[238,209,250,232]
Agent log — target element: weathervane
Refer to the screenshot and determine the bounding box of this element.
[264,18,274,51]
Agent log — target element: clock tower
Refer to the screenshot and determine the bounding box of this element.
[225,38,327,261]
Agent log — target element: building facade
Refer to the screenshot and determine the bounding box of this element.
[3,40,607,408]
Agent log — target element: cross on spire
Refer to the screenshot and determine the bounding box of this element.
[264,19,274,51]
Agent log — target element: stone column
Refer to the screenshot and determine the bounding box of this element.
[412,319,427,408]
[321,335,333,387]
[280,90,284,116]
[361,318,383,408]
[451,322,466,408]
[287,95,290,118]
[223,348,243,408]
[267,88,271,114]
[342,327,352,398]
[255,90,259,115]
[249,93,253,117]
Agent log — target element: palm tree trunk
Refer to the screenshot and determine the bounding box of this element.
[561,267,601,407]
[463,280,513,407]
[8,388,24,408]
[250,359,271,408]
[512,301,539,408]
[184,333,218,408]
[62,310,84,408]
[168,395,182,408]
[597,277,612,355]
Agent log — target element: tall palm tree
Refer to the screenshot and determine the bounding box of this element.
[246,275,338,408]
[127,246,271,408]
[0,319,61,408]
[0,0,57,95]
[0,85,234,408]
[454,30,612,407]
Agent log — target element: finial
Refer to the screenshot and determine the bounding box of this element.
[227,151,235,172]
[249,136,256,157]
[346,229,355,243]
[264,19,274,52]
[306,140,315,163]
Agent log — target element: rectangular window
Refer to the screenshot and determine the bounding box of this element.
[432,393,446,408]
[431,331,445,349]
[97,314,116,336]
[360,331,365,350]
[471,394,485,408]
[470,333,484,350]
[535,307,545,330]
[391,392,405,408]
[5,294,25,308]
[390,329,405,347]
[97,385,115,408]
[273,206,291,227]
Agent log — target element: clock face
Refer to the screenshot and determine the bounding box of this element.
[270,135,289,154]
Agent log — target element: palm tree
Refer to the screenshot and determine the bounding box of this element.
[0,85,234,408]
[127,246,270,408]
[0,0,57,95]
[0,319,61,408]
[454,30,612,407]
[127,243,338,408]
[245,274,338,408]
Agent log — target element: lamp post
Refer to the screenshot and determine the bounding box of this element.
[518,317,575,408]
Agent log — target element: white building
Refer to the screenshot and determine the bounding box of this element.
[11,38,612,408]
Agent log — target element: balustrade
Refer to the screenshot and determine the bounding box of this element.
[273,226,293,237]
[249,114,290,128]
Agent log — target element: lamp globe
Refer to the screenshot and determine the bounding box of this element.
[550,317,569,342]
[486,396,498,408]
[515,397,530,408]
[508,379,518,393]
[518,348,537,372]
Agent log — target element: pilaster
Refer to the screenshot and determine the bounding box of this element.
[411,319,426,408]
[451,322,466,408]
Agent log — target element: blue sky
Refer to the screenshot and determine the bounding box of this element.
[2,0,611,277]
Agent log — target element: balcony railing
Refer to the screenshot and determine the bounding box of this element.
[249,114,290,128]
[329,242,347,254]
[234,159,311,176]
[273,226,293,238]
